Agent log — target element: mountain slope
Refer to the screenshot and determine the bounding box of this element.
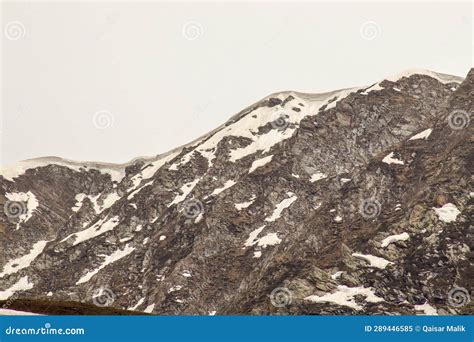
[0,69,472,315]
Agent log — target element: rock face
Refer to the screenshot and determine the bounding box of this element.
[0,69,472,315]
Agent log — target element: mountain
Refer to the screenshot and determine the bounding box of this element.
[0,69,472,315]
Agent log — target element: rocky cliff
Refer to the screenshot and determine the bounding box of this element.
[1,69,472,315]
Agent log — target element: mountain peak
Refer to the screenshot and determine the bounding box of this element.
[1,68,472,315]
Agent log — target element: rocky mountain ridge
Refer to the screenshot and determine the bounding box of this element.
[0,68,472,315]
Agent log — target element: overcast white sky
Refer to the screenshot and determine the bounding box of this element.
[1,1,472,166]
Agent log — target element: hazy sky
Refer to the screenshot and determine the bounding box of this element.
[1,1,472,166]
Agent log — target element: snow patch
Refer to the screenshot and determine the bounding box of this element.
[144,303,155,313]
[129,297,145,311]
[0,276,34,300]
[194,212,204,223]
[256,233,281,248]
[249,155,273,173]
[0,158,126,182]
[244,226,265,247]
[352,253,393,269]
[381,232,409,248]
[168,285,183,293]
[361,69,463,95]
[72,192,120,214]
[61,216,121,246]
[310,173,327,183]
[0,308,41,316]
[0,240,49,278]
[5,191,39,230]
[432,203,461,223]
[244,226,281,248]
[305,285,384,310]
[409,128,432,141]
[130,151,180,187]
[168,179,200,207]
[127,181,154,200]
[414,302,438,315]
[321,87,362,110]
[265,194,297,222]
[76,244,135,284]
[235,195,256,211]
[170,91,346,169]
[382,152,404,165]
[210,180,236,196]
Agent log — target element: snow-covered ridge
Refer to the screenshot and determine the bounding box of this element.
[0,157,127,182]
[384,69,464,84]
[0,151,180,183]
[0,69,463,182]
[362,69,463,94]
